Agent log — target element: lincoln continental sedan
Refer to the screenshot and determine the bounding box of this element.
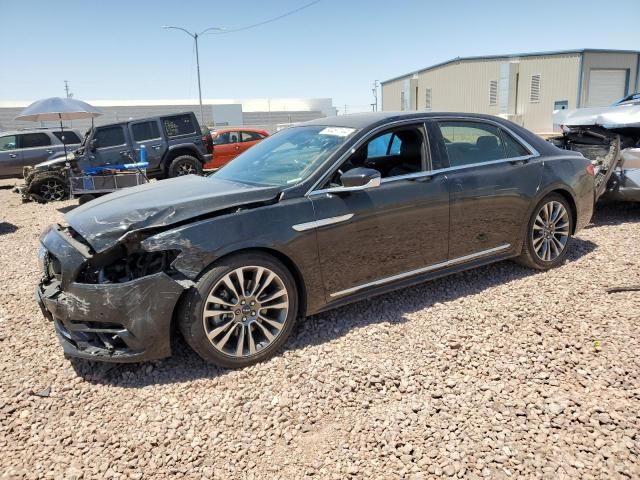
[36,112,595,368]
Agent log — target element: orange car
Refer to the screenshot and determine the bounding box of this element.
[205,128,269,169]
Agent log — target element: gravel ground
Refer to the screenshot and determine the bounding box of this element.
[0,177,639,479]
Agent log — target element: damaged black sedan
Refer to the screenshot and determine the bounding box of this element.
[37,112,595,368]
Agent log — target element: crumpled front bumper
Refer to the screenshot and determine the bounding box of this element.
[36,225,186,363]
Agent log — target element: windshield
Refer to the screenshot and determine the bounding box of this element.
[213,125,356,186]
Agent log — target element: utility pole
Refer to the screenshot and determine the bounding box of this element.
[162,25,225,126]
[372,80,379,112]
[64,80,73,99]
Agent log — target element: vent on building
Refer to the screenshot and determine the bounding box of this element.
[425,88,432,110]
[530,74,541,103]
[400,91,406,111]
[489,80,498,106]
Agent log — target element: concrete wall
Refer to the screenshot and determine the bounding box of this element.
[0,98,336,134]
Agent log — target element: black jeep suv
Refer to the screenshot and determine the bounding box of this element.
[22,112,213,201]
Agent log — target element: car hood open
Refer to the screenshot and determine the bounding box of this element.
[65,175,281,252]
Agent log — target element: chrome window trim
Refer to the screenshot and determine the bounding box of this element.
[305,116,540,197]
[329,243,511,298]
[292,214,354,232]
[304,118,431,196]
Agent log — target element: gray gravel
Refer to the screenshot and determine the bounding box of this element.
[0,177,639,479]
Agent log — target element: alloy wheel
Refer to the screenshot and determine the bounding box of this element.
[40,180,66,201]
[177,162,196,175]
[531,200,570,262]
[202,266,289,358]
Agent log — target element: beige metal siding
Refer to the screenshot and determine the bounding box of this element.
[382,79,404,111]
[515,54,581,132]
[417,59,503,115]
[581,52,639,106]
[382,53,582,132]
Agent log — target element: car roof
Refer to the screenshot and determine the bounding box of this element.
[299,111,515,130]
[0,128,82,136]
[211,127,268,134]
[94,111,196,129]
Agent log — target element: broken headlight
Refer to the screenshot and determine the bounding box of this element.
[76,249,180,284]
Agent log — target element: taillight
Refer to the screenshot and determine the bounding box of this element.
[586,163,595,176]
[202,133,213,154]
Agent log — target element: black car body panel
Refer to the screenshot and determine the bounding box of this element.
[65,175,282,253]
[36,112,595,362]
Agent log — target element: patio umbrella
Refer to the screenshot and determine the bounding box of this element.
[15,97,103,160]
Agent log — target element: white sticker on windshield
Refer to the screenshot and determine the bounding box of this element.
[319,127,355,137]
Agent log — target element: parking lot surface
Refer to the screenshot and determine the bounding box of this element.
[0,177,638,479]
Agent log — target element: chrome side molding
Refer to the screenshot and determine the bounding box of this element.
[330,243,511,298]
[292,214,354,232]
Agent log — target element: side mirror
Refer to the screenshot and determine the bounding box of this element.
[90,139,98,152]
[340,167,381,190]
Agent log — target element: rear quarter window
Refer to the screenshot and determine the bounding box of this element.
[162,115,196,137]
[52,131,81,144]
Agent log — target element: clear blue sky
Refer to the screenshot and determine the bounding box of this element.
[1,0,638,112]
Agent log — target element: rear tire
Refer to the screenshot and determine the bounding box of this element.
[167,155,203,178]
[516,193,574,270]
[178,252,299,368]
[28,173,68,202]
[78,194,96,205]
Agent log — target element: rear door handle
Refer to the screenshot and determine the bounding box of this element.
[46,149,54,154]
[151,145,161,150]
[9,153,17,158]
[119,150,130,156]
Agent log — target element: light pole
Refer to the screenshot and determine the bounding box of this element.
[162,25,224,125]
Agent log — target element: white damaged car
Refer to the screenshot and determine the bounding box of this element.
[552,100,640,202]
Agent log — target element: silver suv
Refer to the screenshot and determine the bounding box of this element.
[0,128,82,178]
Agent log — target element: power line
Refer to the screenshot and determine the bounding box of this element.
[206,0,321,35]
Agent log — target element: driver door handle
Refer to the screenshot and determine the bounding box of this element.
[9,154,17,158]
[151,145,161,150]
[509,158,529,165]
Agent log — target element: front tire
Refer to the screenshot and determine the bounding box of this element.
[167,155,203,178]
[178,252,299,368]
[28,173,68,202]
[516,193,574,270]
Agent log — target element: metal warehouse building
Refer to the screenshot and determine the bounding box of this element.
[0,98,337,134]
[382,49,640,133]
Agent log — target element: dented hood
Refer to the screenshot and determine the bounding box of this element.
[65,175,281,252]
[553,104,640,129]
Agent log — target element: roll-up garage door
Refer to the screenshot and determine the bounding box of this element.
[586,69,627,107]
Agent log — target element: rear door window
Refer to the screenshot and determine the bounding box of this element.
[437,121,506,167]
[162,114,196,137]
[132,121,161,142]
[19,133,51,148]
[214,132,230,145]
[94,126,126,148]
[228,131,240,144]
[52,131,81,144]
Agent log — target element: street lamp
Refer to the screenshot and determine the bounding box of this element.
[162,25,224,125]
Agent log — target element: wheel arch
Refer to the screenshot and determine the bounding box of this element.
[164,145,204,168]
[170,246,308,342]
